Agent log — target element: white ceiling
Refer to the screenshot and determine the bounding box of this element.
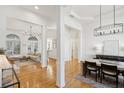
[71,5,124,20]
[7,17,42,33]
[19,5,57,21]
[18,5,124,22]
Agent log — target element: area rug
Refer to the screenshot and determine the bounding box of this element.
[14,60,36,67]
[75,73,124,88]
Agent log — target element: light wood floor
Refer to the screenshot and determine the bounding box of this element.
[17,58,92,88]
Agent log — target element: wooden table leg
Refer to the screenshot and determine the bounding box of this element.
[80,61,86,76]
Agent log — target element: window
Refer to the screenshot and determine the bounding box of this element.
[6,34,20,55]
[52,39,57,49]
[28,36,38,53]
[47,38,57,50]
[47,39,53,50]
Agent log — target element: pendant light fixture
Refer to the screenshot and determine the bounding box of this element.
[99,5,102,35]
[29,24,33,37]
[113,5,115,27]
[94,5,123,36]
[22,23,42,37]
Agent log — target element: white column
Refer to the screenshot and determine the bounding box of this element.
[41,25,47,68]
[78,29,83,63]
[0,15,7,87]
[56,6,65,88]
[0,15,6,49]
[81,28,86,61]
[0,70,2,87]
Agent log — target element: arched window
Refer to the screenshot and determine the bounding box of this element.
[7,34,20,39]
[28,36,38,53]
[6,34,20,55]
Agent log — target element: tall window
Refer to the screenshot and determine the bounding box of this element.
[28,36,38,53]
[47,39,53,50]
[47,38,57,50]
[6,34,20,55]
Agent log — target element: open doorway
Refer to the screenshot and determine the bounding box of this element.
[46,26,57,72]
[71,36,79,61]
[64,25,80,62]
[64,25,82,85]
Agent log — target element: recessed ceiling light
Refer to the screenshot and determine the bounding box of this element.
[34,6,39,10]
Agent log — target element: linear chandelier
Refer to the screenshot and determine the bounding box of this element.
[94,5,123,36]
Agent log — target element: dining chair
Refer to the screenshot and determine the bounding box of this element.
[121,72,124,87]
[85,61,100,82]
[100,63,119,87]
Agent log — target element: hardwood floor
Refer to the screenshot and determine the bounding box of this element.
[65,59,92,88]
[16,58,92,88]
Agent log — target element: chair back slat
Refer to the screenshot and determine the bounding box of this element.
[85,61,97,68]
[101,63,117,72]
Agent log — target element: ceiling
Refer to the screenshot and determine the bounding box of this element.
[18,5,124,23]
[72,5,112,18]
[19,5,57,22]
[71,5,124,20]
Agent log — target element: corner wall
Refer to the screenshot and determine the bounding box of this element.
[84,8,124,59]
[0,6,47,55]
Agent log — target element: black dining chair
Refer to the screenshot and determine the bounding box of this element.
[100,63,119,87]
[85,61,100,82]
[121,72,124,87]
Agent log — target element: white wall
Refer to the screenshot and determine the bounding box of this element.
[64,27,72,61]
[46,23,82,61]
[6,18,43,55]
[64,26,81,61]
[6,20,42,55]
[0,6,84,62]
[84,8,124,59]
[0,6,47,55]
[46,29,57,59]
[45,7,83,61]
[63,7,83,62]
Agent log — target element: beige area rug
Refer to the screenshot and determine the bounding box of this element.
[14,60,37,67]
[75,73,124,88]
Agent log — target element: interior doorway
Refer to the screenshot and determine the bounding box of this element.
[64,25,81,86]
[64,25,80,62]
[71,38,78,60]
